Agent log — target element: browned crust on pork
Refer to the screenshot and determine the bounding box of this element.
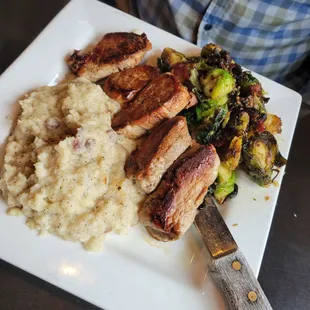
[111,73,191,139]
[186,92,198,109]
[125,116,191,193]
[170,62,191,85]
[139,144,220,241]
[67,32,152,82]
[103,65,160,105]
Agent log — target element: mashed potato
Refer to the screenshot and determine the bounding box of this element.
[0,78,144,251]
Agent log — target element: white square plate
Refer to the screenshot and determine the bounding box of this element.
[0,0,301,309]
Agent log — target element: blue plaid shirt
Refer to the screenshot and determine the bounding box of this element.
[105,0,310,104]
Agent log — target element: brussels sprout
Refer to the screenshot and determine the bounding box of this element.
[189,68,202,91]
[226,109,250,136]
[221,110,231,129]
[157,48,187,72]
[264,114,282,135]
[181,89,226,132]
[187,56,208,68]
[242,131,287,186]
[245,107,267,133]
[224,136,243,170]
[170,58,209,87]
[196,103,228,144]
[238,71,263,97]
[253,93,267,115]
[200,68,235,99]
[214,162,237,204]
[275,152,287,168]
[201,43,222,58]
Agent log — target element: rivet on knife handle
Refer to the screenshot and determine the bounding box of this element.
[209,249,272,310]
[195,198,272,310]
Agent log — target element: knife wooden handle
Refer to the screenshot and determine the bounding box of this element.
[209,249,272,310]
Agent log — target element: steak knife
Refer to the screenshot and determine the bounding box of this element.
[194,197,273,310]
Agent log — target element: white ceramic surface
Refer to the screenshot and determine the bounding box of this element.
[0,0,301,309]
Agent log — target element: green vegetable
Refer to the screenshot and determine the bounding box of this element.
[224,136,243,170]
[157,47,187,72]
[190,58,210,71]
[246,107,267,133]
[264,114,282,135]
[189,68,202,91]
[253,93,267,115]
[226,110,250,136]
[242,131,287,186]
[275,152,287,168]
[195,95,228,121]
[221,110,231,129]
[196,103,228,144]
[201,43,222,58]
[214,163,237,204]
[238,71,263,97]
[200,68,235,99]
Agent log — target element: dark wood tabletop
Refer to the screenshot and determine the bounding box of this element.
[1,1,309,309]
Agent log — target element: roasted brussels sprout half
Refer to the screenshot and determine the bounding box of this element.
[200,43,243,78]
[242,131,287,186]
[193,95,229,145]
[201,43,222,58]
[253,93,267,115]
[226,109,250,136]
[238,71,263,97]
[264,114,282,135]
[157,47,187,72]
[189,68,202,91]
[196,105,228,144]
[214,162,238,204]
[245,107,267,133]
[224,136,243,170]
[200,68,235,99]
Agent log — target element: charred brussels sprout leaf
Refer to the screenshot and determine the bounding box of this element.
[201,43,222,58]
[275,152,287,168]
[157,57,170,73]
[246,107,267,133]
[253,93,267,115]
[200,68,235,99]
[224,136,243,170]
[242,131,286,186]
[226,109,250,136]
[196,103,228,144]
[157,47,187,72]
[200,43,242,75]
[264,113,282,135]
[238,71,263,97]
[214,163,237,204]
[189,68,202,91]
[181,107,197,128]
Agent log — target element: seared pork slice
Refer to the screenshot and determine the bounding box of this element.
[103,65,160,105]
[125,116,191,193]
[171,62,191,85]
[186,92,198,109]
[112,73,191,139]
[139,144,220,241]
[67,32,152,82]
